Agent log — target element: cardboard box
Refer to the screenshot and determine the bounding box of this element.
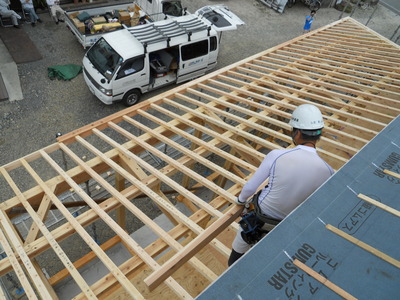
[69,11,80,19]
[73,18,85,33]
[120,20,130,26]
[92,16,107,24]
[118,11,130,21]
[130,18,139,27]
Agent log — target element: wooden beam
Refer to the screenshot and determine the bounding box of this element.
[0,224,38,299]
[73,193,238,299]
[293,259,357,300]
[148,103,265,163]
[115,170,127,231]
[0,209,53,299]
[326,224,400,269]
[144,205,242,290]
[94,127,229,218]
[83,131,232,257]
[384,169,400,180]
[37,151,146,300]
[24,185,56,245]
[49,145,192,299]
[49,235,121,286]
[1,165,97,299]
[357,193,400,217]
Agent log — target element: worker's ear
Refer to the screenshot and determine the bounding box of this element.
[291,128,299,139]
[291,129,299,145]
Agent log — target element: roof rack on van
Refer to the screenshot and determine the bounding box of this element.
[127,15,211,51]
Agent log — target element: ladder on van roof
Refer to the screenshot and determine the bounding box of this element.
[126,15,211,48]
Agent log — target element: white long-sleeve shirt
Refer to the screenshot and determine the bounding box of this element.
[238,145,334,220]
[0,0,10,11]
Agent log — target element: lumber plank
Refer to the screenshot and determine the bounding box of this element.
[232,68,385,130]
[94,126,229,217]
[49,236,121,286]
[0,224,38,299]
[265,54,400,92]
[148,103,265,165]
[199,80,369,146]
[0,209,53,299]
[0,122,240,276]
[216,74,379,138]
[326,225,400,269]
[49,145,192,299]
[357,194,400,217]
[38,151,146,300]
[73,193,239,299]
[1,165,97,299]
[293,259,357,300]
[121,115,247,187]
[144,205,242,290]
[137,109,256,172]
[24,185,56,245]
[251,59,400,110]
[161,98,284,151]
[74,136,219,283]
[115,171,127,230]
[384,169,400,180]
[183,87,359,156]
[90,129,232,257]
[118,155,179,226]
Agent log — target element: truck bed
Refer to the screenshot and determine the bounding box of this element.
[64,2,141,49]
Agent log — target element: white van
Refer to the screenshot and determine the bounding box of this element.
[82,5,244,106]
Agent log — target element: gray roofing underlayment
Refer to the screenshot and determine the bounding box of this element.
[197,116,400,300]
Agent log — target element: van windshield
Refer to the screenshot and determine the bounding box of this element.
[86,38,122,81]
[163,1,183,17]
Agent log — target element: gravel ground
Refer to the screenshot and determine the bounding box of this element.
[0,0,399,297]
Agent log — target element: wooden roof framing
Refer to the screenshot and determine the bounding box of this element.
[0,17,399,299]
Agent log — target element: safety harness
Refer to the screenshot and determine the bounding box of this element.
[239,190,282,245]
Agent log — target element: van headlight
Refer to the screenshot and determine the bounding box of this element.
[99,87,112,96]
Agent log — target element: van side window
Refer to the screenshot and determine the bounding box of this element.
[116,56,144,80]
[210,36,217,52]
[181,40,209,61]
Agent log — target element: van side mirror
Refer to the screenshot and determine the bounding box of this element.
[183,7,187,15]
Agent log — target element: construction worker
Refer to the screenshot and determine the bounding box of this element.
[0,0,22,28]
[228,104,334,266]
[46,0,65,24]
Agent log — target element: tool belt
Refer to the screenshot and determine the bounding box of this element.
[252,190,282,226]
[239,190,282,245]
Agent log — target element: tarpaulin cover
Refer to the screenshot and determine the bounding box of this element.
[48,64,82,81]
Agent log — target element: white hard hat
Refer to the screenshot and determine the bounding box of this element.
[289,104,324,131]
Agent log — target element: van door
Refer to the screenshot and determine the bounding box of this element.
[207,35,219,71]
[177,39,209,83]
[112,55,149,101]
[196,5,245,31]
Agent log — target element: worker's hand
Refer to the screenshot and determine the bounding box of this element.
[234,197,247,206]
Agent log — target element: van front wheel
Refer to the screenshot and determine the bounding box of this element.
[123,89,141,107]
